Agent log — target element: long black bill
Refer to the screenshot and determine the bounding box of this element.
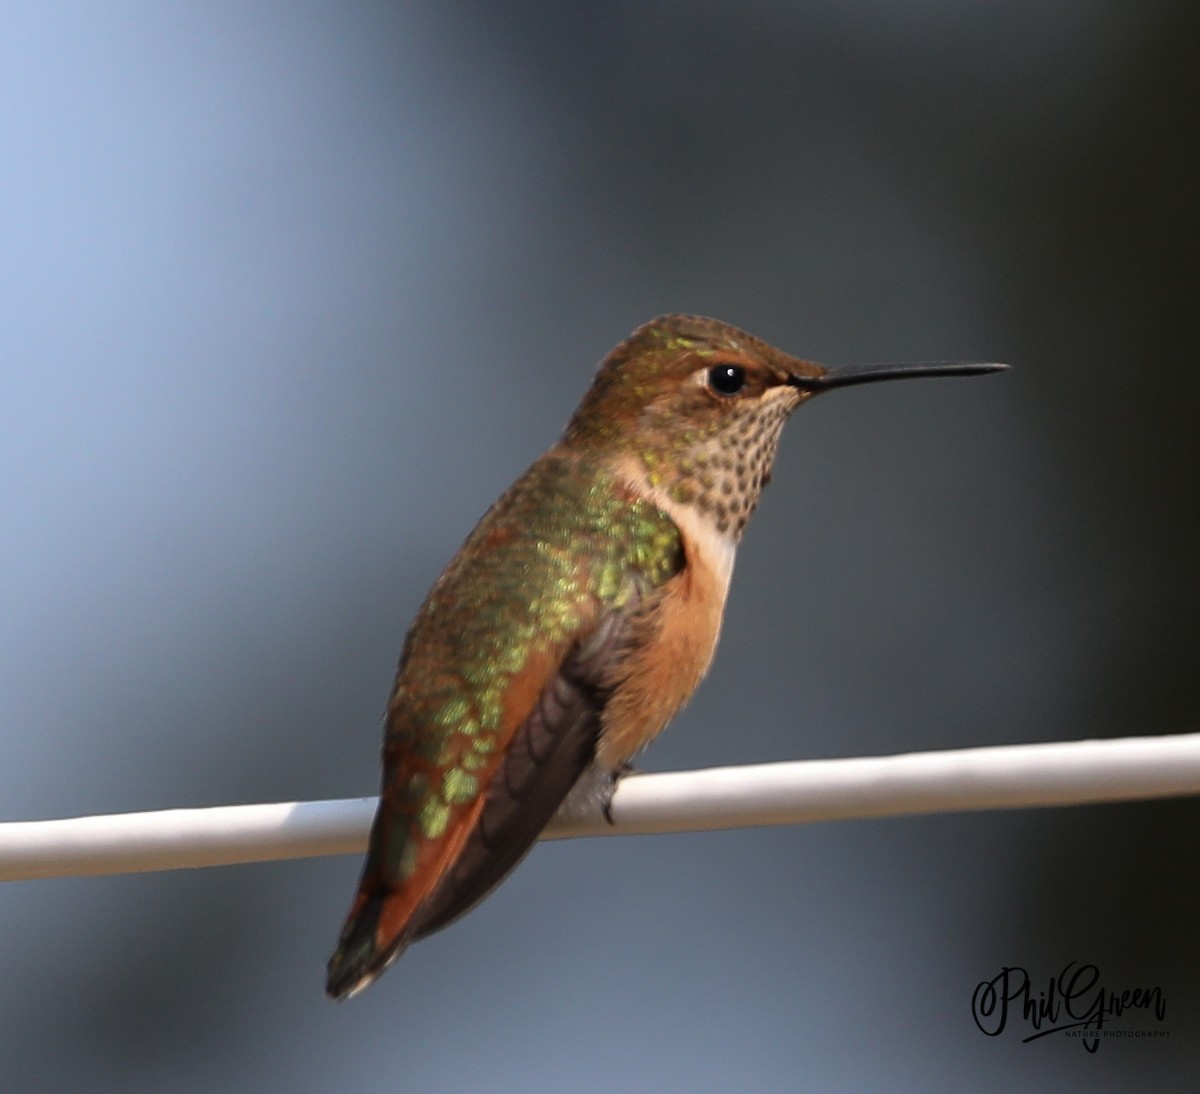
[789,360,1008,391]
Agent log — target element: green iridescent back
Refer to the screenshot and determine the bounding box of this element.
[378,447,682,879]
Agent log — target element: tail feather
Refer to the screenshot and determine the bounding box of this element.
[325,888,413,1001]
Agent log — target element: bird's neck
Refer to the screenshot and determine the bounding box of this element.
[609,451,738,595]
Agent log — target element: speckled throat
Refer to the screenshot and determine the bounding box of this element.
[644,389,798,541]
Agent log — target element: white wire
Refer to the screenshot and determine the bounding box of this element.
[3,732,1199,882]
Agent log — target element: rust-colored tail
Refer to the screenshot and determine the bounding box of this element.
[326,787,493,999]
[325,882,415,1001]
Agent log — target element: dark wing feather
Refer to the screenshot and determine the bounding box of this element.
[409,611,629,938]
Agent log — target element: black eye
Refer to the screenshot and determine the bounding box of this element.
[707,364,746,395]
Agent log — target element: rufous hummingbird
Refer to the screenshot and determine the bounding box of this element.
[326,313,1005,999]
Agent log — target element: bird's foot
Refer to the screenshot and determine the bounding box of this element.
[601,762,639,826]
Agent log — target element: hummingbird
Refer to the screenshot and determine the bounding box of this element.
[326,313,1005,999]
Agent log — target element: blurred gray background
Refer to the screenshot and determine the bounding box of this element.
[2,2,1197,1090]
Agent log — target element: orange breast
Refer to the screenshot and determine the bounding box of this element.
[595,519,732,769]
